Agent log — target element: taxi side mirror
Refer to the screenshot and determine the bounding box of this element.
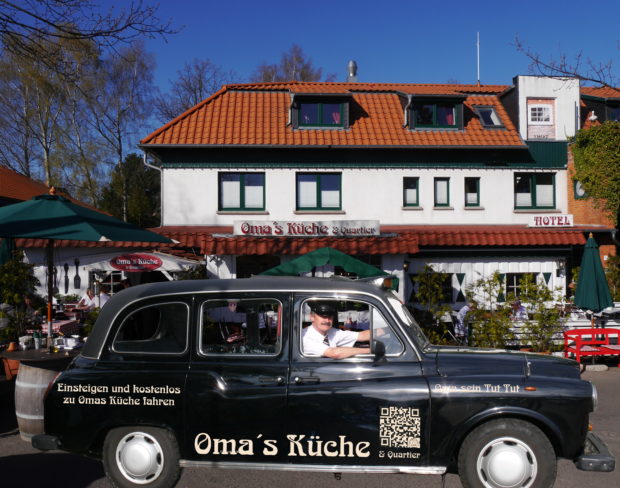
[372,339,386,364]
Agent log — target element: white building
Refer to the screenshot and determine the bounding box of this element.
[140,77,608,308]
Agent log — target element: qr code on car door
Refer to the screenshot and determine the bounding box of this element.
[379,406,421,448]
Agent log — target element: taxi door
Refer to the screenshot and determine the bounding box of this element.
[286,294,431,468]
[184,292,290,463]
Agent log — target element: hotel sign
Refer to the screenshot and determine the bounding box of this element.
[234,220,380,237]
[528,214,574,227]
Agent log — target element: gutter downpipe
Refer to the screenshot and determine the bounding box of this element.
[143,152,164,227]
[403,94,412,128]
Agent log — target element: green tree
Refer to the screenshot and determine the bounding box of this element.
[411,265,453,344]
[516,274,563,352]
[251,44,336,82]
[571,121,620,226]
[465,272,515,349]
[0,250,41,340]
[98,153,161,228]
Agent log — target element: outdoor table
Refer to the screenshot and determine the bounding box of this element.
[26,318,79,335]
[0,348,78,440]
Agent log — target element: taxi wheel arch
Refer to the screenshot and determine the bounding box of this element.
[103,426,181,488]
[457,418,557,488]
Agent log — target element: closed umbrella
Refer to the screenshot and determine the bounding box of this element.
[0,191,172,349]
[574,234,613,326]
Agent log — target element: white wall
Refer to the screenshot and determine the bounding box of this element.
[162,167,569,226]
[407,256,567,309]
[515,76,580,141]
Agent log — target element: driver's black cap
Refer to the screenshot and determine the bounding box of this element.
[310,301,337,316]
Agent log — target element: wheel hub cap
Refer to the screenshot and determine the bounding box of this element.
[476,436,537,488]
[116,432,164,484]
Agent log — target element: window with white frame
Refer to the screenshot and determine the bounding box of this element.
[219,173,265,211]
[296,173,341,210]
[528,105,553,125]
[505,273,536,299]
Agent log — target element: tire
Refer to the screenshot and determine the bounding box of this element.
[458,418,556,488]
[103,426,181,488]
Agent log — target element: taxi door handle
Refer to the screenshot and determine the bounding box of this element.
[259,376,285,386]
[293,376,320,385]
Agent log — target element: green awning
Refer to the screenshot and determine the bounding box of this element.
[261,247,397,289]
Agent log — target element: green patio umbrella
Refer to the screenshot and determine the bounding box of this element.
[574,234,613,323]
[0,237,15,265]
[261,247,397,289]
[0,192,172,348]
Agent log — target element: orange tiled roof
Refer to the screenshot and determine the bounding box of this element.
[148,225,586,255]
[581,86,620,99]
[0,167,54,202]
[141,82,524,148]
[0,166,101,212]
[383,225,587,246]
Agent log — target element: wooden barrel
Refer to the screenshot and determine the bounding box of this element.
[14,363,59,441]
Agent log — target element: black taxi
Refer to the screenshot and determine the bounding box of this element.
[32,276,614,488]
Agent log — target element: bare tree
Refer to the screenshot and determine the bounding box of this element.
[154,58,238,122]
[251,44,336,82]
[0,57,38,177]
[515,35,620,92]
[88,41,155,221]
[0,0,175,76]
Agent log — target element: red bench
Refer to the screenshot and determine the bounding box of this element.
[564,328,620,365]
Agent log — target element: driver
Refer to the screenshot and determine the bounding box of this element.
[302,301,371,359]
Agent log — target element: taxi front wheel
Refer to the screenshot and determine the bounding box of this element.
[103,426,181,488]
[458,418,557,488]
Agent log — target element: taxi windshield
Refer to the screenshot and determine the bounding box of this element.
[387,295,429,349]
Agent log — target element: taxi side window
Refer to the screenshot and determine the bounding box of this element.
[300,299,404,357]
[112,302,189,354]
[200,298,282,355]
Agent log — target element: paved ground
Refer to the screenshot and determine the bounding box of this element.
[1,366,618,488]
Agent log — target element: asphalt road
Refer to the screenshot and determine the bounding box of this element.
[1,367,618,488]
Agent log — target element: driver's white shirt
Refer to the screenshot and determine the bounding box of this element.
[302,325,359,356]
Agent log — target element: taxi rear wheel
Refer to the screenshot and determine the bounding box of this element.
[458,418,556,488]
[103,426,181,488]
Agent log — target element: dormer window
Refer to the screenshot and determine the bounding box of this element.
[474,106,504,128]
[409,96,464,130]
[299,102,343,127]
[292,94,351,129]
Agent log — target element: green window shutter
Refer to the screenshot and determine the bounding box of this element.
[543,272,551,285]
[456,273,466,302]
[498,273,506,302]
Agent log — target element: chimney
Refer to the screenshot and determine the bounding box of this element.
[347,60,358,82]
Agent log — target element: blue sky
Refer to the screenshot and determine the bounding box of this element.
[139,0,620,91]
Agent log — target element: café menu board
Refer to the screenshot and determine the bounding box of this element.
[234,220,380,237]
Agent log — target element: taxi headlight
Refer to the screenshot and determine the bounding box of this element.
[591,382,598,412]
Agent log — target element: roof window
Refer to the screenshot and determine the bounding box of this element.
[474,106,504,128]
